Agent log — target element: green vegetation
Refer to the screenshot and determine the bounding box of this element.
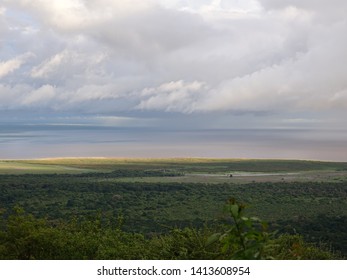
[0,201,337,260]
[0,158,346,259]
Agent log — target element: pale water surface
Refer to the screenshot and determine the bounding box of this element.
[0,124,346,161]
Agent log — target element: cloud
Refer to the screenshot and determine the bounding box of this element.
[132,1,347,114]
[30,49,107,82]
[21,84,56,106]
[3,0,89,31]
[1,0,347,130]
[4,0,161,33]
[31,51,68,78]
[193,24,347,113]
[137,80,207,112]
[0,52,33,78]
[259,0,347,22]
[259,0,347,12]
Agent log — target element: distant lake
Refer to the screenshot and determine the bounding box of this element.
[1,124,347,161]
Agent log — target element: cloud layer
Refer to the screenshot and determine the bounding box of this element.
[1,0,347,128]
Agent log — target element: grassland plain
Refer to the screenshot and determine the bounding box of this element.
[0,158,346,258]
[2,157,347,173]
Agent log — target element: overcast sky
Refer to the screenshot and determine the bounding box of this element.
[1,0,347,159]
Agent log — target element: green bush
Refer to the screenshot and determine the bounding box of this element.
[266,234,335,260]
[206,198,274,259]
[0,205,339,260]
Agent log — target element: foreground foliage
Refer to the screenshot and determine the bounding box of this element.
[0,202,338,260]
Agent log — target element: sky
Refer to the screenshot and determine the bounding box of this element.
[1,0,347,160]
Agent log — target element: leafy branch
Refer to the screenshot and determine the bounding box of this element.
[207,198,275,259]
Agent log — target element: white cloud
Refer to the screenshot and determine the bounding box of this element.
[21,84,56,106]
[4,0,156,32]
[30,49,107,79]
[0,6,5,15]
[1,0,347,130]
[61,84,121,104]
[5,0,88,31]
[31,51,67,78]
[198,0,263,20]
[0,83,31,109]
[0,53,33,78]
[137,80,207,112]
[259,0,347,23]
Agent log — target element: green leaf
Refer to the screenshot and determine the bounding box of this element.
[230,204,239,218]
[206,233,221,246]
